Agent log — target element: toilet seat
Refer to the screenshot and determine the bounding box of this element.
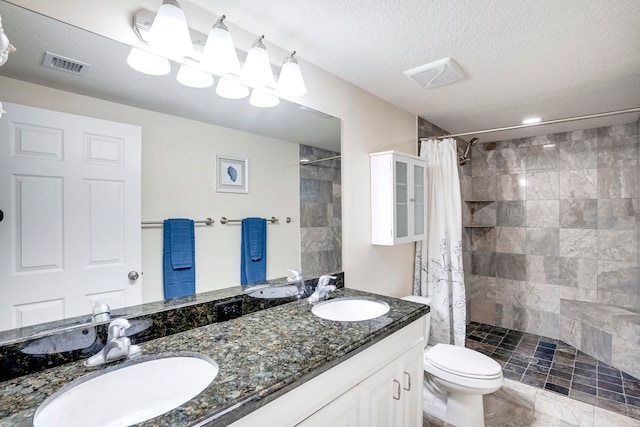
[425,343,502,380]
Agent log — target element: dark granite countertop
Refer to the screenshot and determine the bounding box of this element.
[0,288,427,426]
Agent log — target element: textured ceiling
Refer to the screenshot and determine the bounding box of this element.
[190,0,640,140]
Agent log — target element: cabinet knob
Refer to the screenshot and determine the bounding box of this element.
[393,379,401,400]
[403,371,411,391]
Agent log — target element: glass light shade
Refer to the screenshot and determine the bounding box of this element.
[277,56,307,96]
[201,18,239,74]
[127,47,171,75]
[147,0,192,57]
[176,64,214,88]
[249,89,280,108]
[216,78,249,99]
[241,37,274,88]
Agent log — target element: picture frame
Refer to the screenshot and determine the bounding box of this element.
[216,155,249,193]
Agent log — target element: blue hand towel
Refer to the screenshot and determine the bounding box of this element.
[241,217,266,285]
[163,218,195,299]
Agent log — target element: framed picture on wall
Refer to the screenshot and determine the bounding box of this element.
[216,155,249,193]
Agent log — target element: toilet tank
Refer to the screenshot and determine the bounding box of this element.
[401,295,431,346]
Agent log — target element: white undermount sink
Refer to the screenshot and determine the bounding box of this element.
[311,297,390,321]
[33,354,218,427]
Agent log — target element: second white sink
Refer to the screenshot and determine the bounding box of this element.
[312,297,390,321]
[33,353,218,427]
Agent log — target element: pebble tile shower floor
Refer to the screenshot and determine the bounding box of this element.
[466,322,640,421]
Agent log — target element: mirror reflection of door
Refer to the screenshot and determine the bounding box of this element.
[0,102,142,331]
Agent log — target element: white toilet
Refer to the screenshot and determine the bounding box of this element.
[402,295,503,427]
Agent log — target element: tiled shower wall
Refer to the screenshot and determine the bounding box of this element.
[462,122,640,339]
[299,144,342,277]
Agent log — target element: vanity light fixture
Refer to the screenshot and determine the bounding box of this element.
[241,36,275,88]
[126,47,171,76]
[249,88,280,108]
[0,101,6,119]
[201,15,239,75]
[176,64,214,88]
[277,51,307,97]
[147,0,192,57]
[216,77,250,99]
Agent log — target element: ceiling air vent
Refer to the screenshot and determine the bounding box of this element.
[404,57,464,89]
[42,52,90,76]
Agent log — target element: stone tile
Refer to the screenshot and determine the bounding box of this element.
[558,257,597,288]
[598,230,638,263]
[496,227,526,254]
[526,255,559,285]
[597,128,638,168]
[497,201,526,227]
[472,250,496,277]
[468,201,497,226]
[581,323,612,365]
[559,229,598,259]
[471,142,498,177]
[497,174,526,200]
[558,130,598,170]
[598,199,638,230]
[527,171,559,200]
[598,167,637,199]
[527,228,560,257]
[594,406,640,427]
[470,227,497,251]
[472,175,496,200]
[535,387,596,426]
[559,316,581,349]
[559,169,598,199]
[597,261,639,294]
[526,200,559,228]
[496,253,527,281]
[496,140,527,174]
[526,144,559,171]
[559,199,598,229]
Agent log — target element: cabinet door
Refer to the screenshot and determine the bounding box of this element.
[359,361,397,427]
[394,157,410,240]
[395,344,424,427]
[412,162,426,240]
[297,386,361,427]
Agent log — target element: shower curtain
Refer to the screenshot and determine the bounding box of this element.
[413,138,466,346]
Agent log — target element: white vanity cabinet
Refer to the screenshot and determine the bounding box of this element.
[370,151,427,245]
[230,319,424,427]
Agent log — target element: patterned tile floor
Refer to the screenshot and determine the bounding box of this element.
[466,322,640,421]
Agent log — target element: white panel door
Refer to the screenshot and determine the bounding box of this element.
[0,102,142,331]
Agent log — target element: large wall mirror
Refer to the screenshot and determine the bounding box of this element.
[0,0,341,337]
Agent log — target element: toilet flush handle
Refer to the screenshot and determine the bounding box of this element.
[403,371,411,391]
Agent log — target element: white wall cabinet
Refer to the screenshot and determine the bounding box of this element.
[370,151,426,245]
[230,319,424,427]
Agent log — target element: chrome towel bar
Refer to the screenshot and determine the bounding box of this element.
[220,216,292,225]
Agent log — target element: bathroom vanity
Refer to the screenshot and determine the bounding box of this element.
[0,288,427,426]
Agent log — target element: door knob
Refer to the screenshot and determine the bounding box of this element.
[128,271,140,281]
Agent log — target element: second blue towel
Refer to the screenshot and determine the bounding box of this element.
[241,217,266,285]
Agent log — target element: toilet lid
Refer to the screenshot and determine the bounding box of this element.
[426,343,502,379]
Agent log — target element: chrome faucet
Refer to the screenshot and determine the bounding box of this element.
[287,268,309,298]
[308,275,337,303]
[85,318,141,367]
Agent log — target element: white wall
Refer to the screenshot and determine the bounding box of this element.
[9,0,419,298]
[0,76,300,303]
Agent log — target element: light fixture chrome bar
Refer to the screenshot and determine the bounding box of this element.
[421,107,640,140]
[300,155,341,165]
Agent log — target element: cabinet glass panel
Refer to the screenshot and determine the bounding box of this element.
[395,161,408,238]
[413,164,424,235]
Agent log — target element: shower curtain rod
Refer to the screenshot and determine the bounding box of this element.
[420,107,640,141]
[300,155,341,165]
